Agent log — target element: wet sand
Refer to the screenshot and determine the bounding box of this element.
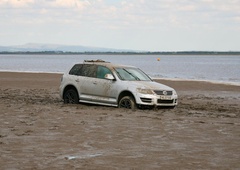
[0,72,240,169]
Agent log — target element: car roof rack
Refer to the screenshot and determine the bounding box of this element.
[84,59,110,63]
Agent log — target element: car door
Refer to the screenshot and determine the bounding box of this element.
[74,64,98,101]
[88,65,118,105]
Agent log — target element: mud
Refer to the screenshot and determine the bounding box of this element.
[0,72,240,169]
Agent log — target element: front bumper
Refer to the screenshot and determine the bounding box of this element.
[135,93,178,106]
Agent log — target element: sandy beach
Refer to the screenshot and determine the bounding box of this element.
[0,72,240,169]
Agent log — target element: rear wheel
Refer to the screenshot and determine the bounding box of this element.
[63,89,79,104]
[119,96,136,109]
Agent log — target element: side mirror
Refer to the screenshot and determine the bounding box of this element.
[105,74,115,80]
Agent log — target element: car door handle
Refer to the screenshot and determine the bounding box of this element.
[93,81,97,85]
[75,79,79,82]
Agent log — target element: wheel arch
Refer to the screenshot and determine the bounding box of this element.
[63,85,79,99]
[117,90,136,104]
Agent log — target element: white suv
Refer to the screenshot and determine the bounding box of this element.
[60,60,178,109]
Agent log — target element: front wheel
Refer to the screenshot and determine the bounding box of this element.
[63,89,79,104]
[119,96,136,109]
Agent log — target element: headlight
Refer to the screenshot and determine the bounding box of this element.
[173,90,177,95]
[137,88,154,94]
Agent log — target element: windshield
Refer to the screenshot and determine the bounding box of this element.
[115,67,152,81]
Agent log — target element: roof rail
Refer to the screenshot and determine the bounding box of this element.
[84,59,110,63]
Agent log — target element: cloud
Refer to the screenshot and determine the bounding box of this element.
[0,0,34,7]
[48,0,91,9]
[0,0,239,50]
[0,0,92,9]
[1,0,239,30]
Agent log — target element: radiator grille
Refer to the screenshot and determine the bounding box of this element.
[154,90,173,95]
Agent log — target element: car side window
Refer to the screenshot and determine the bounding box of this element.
[69,64,83,75]
[81,64,97,78]
[97,66,112,79]
[69,64,97,77]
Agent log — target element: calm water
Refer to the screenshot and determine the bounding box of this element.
[0,54,239,85]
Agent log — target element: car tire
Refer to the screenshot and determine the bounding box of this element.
[63,89,79,104]
[119,96,136,109]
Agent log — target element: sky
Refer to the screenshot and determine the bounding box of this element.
[0,0,240,51]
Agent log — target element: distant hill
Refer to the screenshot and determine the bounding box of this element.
[0,43,133,53]
[0,43,239,55]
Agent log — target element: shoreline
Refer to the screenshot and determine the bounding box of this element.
[1,71,239,88]
[1,71,240,95]
[154,77,240,86]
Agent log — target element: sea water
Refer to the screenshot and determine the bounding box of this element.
[0,54,239,85]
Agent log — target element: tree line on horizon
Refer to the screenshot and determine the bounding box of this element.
[0,51,240,55]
